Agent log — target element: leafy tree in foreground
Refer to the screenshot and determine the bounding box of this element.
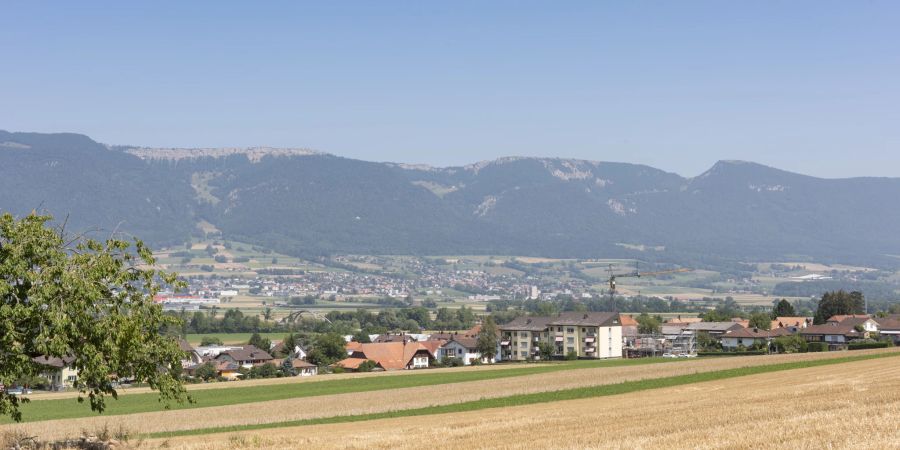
[476,316,499,363]
[0,213,189,422]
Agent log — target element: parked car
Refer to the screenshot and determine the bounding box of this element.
[6,387,33,395]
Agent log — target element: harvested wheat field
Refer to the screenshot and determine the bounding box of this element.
[4,349,897,441]
[154,355,900,449]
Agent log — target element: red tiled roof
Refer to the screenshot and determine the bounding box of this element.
[341,341,434,370]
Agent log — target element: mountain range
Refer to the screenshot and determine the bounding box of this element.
[2,130,899,268]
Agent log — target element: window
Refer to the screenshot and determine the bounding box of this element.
[557,327,562,332]
[520,351,527,357]
[567,328,575,333]
[520,332,527,338]
[581,328,586,333]
[520,342,528,348]
[567,337,574,344]
[567,346,575,353]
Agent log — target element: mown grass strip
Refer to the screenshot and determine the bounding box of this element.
[5,357,675,423]
[148,351,900,439]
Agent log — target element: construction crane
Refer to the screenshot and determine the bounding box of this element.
[606,263,692,298]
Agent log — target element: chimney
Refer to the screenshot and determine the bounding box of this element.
[583,313,589,319]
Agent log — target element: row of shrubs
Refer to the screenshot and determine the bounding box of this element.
[848,341,892,350]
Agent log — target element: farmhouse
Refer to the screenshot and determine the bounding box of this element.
[214,345,274,368]
[719,328,772,350]
[31,356,78,391]
[335,341,436,370]
[273,358,318,376]
[178,339,203,370]
[799,323,867,350]
[875,318,900,344]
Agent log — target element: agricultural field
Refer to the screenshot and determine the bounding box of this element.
[3,349,898,445]
[159,352,900,449]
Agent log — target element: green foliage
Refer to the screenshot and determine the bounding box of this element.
[635,313,661,334]
[814,290,865,324]
[200,336,224,346]
[565,350,578,361]
[475,317,499,362]
[748,312,772,330]
[772,335,807,353]
[356,360,378,372]
[536,342,555,360]
[248,363,279,379]
[351,332,372,343]
[848,341,891,350]
[771,299,796,318]
[280,357,297,377]
[307,333,347,366]
[0,213,189,422]
[696,331,720,352]
[194,362,218,382]
[806,342,829,352]
[248,333,272,352]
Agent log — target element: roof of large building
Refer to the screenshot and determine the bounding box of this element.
[685,322,745,332]
[875,318,900,331]
[549,311,620,327]
[723,327,772,339]
[771,317,811,329]
[32,355,76,368]
[800,322,863,337]
[215,345,273,363]
[666,317,703,324]
[499,316,555,331]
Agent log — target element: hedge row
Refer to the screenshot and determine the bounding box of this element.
[849,341,892,350]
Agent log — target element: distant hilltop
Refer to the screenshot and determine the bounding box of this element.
[3,129,900,268]
[120,146,321,162]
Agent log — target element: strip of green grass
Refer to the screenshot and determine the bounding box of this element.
[148,351,899,439]
[4,358,675,424]
[184,333,288,345]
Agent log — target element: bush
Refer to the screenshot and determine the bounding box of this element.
[807,342,829,352]
[773,335,807,354]
[357,360,378,372]
[439,357,464,368]
[565,350,578,361]
[200,336,224,346]
[848,341,891,350]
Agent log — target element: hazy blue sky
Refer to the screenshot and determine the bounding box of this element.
[2,1,898,177]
